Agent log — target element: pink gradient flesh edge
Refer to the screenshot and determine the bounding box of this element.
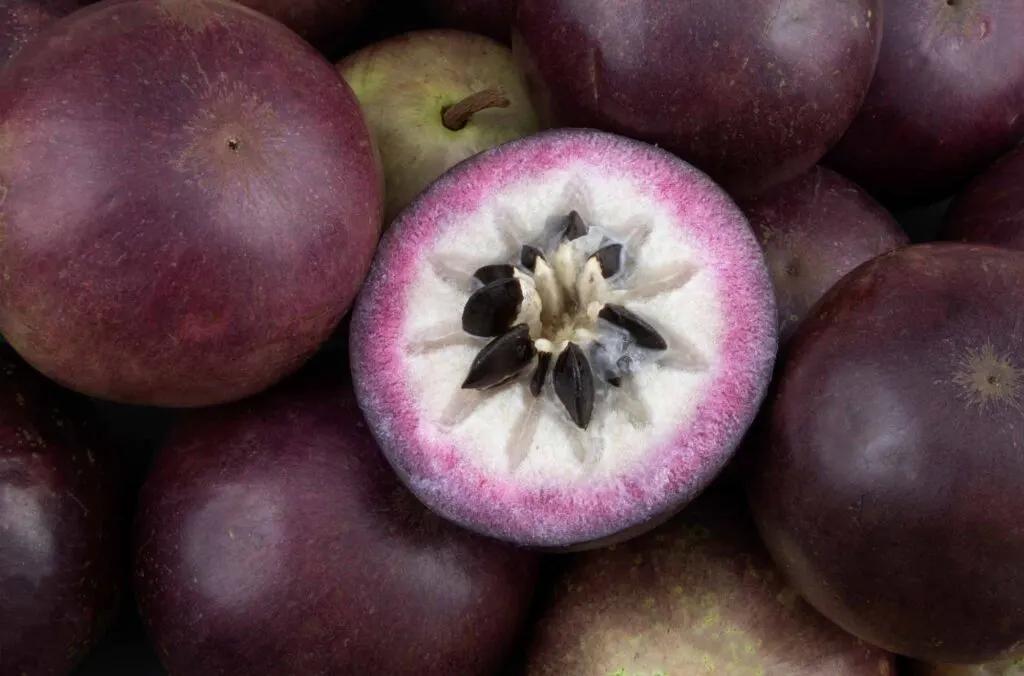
[350,128,777,548]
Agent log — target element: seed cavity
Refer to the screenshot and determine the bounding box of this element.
[531,349,552,397]
[462,277,524,337]
[562,210,589,241]
[552,342,596,429]
[598,304,668,350]
[473,263,515,285]
[593,242,624,278]
[455,210,681,429]
[462,324,537,390]
[520,244,544,271]
[427,195,708,461]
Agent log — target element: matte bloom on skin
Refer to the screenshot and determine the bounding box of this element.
[350,128,777,550]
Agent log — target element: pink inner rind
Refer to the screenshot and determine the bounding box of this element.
[350,128,777,548]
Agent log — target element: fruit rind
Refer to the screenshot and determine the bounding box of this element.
[351,128,777,548]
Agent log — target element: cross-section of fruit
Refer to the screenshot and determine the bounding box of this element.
[350,128,778,549]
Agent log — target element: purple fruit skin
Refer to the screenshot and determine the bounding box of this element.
[0,345,126,676]
[511,0,882,199]
[940,144,1024,251]
[134,367,542,676]
[422,0,512,43]
[747,243,1024,664]
[0,0,85,67]
[740,165,909,344]
[0,0,383,407]
[824,0,1024,207]
[233,0,372,51]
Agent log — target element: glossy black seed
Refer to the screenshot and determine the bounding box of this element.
[594,243,623,278]
[552,342,596,429]
[530,351,552,397]
[598,304,668,350]
[606,375,622,388]
[563,210,588,241]
[520,244,545,271]
[462,278,524,337]
[461,325,537,390]
[473,264,515,285]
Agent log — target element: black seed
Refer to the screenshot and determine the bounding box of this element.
[607,375,622,387]
[462,278,524,337]
[520,244,545,271]
[563,210,589,241]
[530,351,552,397]
[594,243,623,278]
[473,264,515,285]
[462,325,537,390]
[553,342,596,429]
[598,304,668,350]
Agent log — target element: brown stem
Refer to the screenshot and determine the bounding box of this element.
[441,89,510,131]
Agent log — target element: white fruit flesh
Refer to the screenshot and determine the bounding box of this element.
[405,169,719,483]
[351,129,777,548]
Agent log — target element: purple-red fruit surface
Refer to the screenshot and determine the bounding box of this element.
[0,0,383,407]
[421,0,513,43]
[512,0,882,199]
[740,165,908,343]
[748,243,1024,664]
[824,0,1024,207]
[526,486,896,676]
[0,345,126,676]
[941,144,1024,250]
[134,367,541,676]
[0,0,84,67]
[350,128,777,550]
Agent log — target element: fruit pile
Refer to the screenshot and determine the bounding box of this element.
[1,0,1022,675]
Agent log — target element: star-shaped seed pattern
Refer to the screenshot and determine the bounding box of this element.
[458,211,675,430]
[411,179,708,470]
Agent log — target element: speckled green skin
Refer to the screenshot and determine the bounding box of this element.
[526,487,895,676]
[340,28,539,224]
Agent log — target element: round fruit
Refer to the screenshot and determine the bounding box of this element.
[941,144,1024,251]
[0,0,383,407]
[421,0,513,44]
[526,486,896,676]
[134,365,541,676]
[0,0,83,68]
[233,0,371,51]
[824,0,1024,206]
[747,243,1024,664]
[350,128,778,549]
[511,0,882,199]
[340,28,539,224]
[0,345,126,676]
[740,165,908,343]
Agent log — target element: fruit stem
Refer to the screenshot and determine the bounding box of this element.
[442,89,510,131]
